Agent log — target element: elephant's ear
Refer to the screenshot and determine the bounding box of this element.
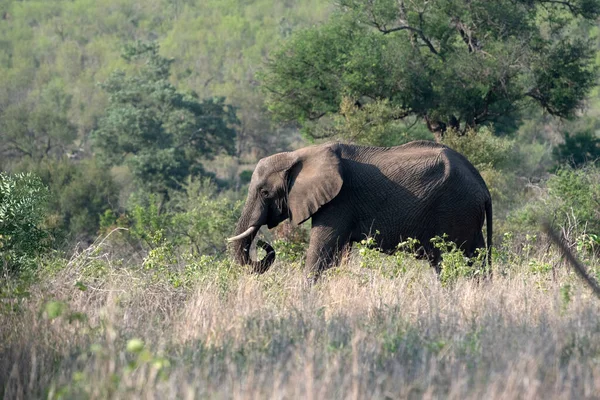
[287,146,343,225]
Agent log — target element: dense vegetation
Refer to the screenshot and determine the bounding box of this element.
[1,0,600,398]
[262,0,600,140]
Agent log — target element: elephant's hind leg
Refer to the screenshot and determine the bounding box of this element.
[428,247,442,276]
[464,230,492,280]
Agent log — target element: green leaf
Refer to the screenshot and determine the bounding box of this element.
[45,301,66,320]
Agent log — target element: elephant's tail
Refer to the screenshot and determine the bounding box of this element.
[485,198,493,276]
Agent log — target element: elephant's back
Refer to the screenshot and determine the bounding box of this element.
[392,140,490,196]
[335,140,490,201]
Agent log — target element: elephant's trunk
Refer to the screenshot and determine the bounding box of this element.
[231,221,276,274]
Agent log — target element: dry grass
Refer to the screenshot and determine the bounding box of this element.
[1,240,600,399]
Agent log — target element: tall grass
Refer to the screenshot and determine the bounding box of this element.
[1,233,600,399]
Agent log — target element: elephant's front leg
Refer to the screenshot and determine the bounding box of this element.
[305,221,352,283]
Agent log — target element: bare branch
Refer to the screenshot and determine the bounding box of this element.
[542,221,600,300]
[375,24,442,58]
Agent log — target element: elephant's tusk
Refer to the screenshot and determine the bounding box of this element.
[227,226,258,242]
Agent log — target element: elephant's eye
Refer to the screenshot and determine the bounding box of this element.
[260,188,269,198]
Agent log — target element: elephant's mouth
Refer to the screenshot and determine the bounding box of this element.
[228,226,276,274]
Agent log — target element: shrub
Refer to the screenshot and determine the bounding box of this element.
[547,165,600,234]
[430,235,487,285]
[553,130,600,168]
[441,127,518,172]
[0,172,50,277]
[442,127,523,215]
[168,178,243,257]
[507,163,600,256]
[106,178,243,260]
[328,97,433,146]
[23,158,120,244]
[271,221,309,263]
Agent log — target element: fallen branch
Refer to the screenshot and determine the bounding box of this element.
[542,221,600,300]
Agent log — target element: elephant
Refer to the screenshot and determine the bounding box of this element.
[228,140,492,282]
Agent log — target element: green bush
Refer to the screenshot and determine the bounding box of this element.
[168,178,242,257]
[107,178,242,260]
[22,158,120,244]
[0,172,49,277]
[507,164,600,255]
[442,127,522,214]
[441,128,518,172]
[430,235,487,285]
[324,97,433,146]
[553,128,600,168]
[547,165,600,234]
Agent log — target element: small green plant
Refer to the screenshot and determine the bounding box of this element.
[271,221,309,263]
[522,234,538,259]
[576,233,600,256]
[560,283,573,313]
[431,235,486,285]
[272,239,306,263]
[43,299,88,324]
[127,193,171,249]
[0,172,50,278]
[357,233,383,270]
[167,178,243,257]
[355,235,425,278]
[125,338,171,375]
[528,259,553,275]
[142,237,178,283]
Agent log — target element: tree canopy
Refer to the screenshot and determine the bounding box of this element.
[261,0,600,140]
[93,42,238,195]
[0,0,331,170]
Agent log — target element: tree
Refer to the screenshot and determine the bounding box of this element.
[27,158,120,243]
[553,129,600,167]
[261,0,600,141]
[93,42,238,196]
[0,79,77,164]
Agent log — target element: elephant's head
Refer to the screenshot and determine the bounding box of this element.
[228,145,343,273]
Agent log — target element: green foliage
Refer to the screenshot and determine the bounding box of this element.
[0,0,331,171]
[261,0,599,140]
[576,233,600,255]
[93,41,238,195]
[321,97,433,146]
[442,127,520,208]
[553,130,600,167]
[125,193,171,249]
[27,158,120,243]
[508,164,600,250]
[0,172,49,277]
[238,170,253,185]
[168,178,242,256]
[442,128,518,171]
[431,235,487,285]
[269,222,310,263]
[271,239,306,264]
[547,165,600,232]
[161,0,332,156]
[355,233,488,283]
[0,78,77,163]
[356,235,417,279]
[108,178,242,285]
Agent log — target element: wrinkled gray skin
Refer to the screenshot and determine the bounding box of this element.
[231,140,492,282]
